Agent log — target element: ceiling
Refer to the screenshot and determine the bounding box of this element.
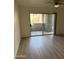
[16,0,64,7]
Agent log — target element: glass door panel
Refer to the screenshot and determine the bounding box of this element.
[43,14,55,35]
[30,14,43,36]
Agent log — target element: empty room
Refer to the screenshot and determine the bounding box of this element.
[14,0,64,59]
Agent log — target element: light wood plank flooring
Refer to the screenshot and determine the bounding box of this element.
[16,35,64,59]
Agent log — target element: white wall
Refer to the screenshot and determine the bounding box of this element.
[14,1,21,57]
[19,6,64,37]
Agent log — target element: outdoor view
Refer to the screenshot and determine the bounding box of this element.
[30,14,43,25]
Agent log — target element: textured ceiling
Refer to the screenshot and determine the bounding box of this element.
[16,0,54,7]
[15,0,64,7]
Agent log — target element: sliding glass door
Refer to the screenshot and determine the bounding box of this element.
[43,14,55,35]
[30,13,55,36]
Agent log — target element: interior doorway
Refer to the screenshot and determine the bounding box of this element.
[30,13,56,36]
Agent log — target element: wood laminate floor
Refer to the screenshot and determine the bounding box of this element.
[16,35,64,59]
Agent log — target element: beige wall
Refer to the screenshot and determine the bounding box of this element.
[14,1,21,57]
[19,6,64,37]
[55,6,64,35]
[19,8,31,37]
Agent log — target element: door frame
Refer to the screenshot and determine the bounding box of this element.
[53,13,57,35]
